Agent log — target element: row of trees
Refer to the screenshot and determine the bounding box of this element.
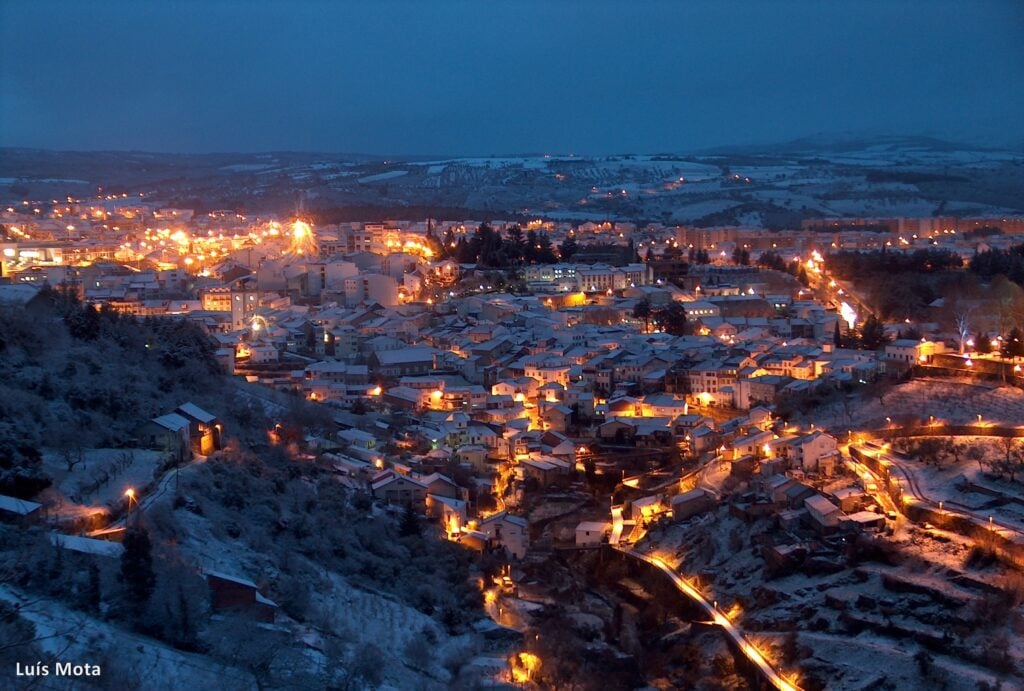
[432,223,574,267]
[969,244,1024,286]
[832,313,888,351]
[896,437,1024,483]
[757,250,811,285]
[632,299,690,336]
[972,327,1024,358]
[827,248,964,320]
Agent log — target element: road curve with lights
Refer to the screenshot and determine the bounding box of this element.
[854,443,1024,537]
[616,547,799,691]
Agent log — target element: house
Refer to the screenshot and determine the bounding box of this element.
[631,495,664,524]
[831,486,866,513]
[841,511,886,532]
[370,347,437,377]
[0,494,42,526]
[598,418,636,442]
[50,533,124,559]
[804,494,842,532]
[539,404,573,433]
[521,457,571,487]
[670,488,716,520]
[729,430,774,460]
[456,444,490,473]
[134,413,191,462]
[174,402,222,455]
[371,471,428,507]
[575,521,612,546]
[787,431,839,474]
[204,569,279,623]
[479,511,529,559]
[884,338,943,365]
[428,494,469,537]
[339,428,377,450]
[418,473,469,501]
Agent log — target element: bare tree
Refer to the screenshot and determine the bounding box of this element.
[55,424,86,472]
[965,444,988,473]
[994,437,1024,482]
[955,312,971,353]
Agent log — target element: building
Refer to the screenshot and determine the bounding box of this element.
[370,347,437,377]
[575,521,612,546]
[174,402,222,455]
[205,570,278,623]
[134,413,191,462]
[370,471,428,506]
[479,511,529,559]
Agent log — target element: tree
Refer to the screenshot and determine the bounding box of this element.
[955,311,971,353]
[559,235,578,261]
[120,527,156,614]
[965,444,987,472]
[833,320,843,348]
[1002,327,1024,359]
[797,266,810,286]
[632,299,652,333]
[656,302,689,336]
[898,324,923,340]
[977,330,992,354]
[506,224,525,264]
[535,232,557,263]
[859,314,887,350]
[994,437,1024,482]
[85,563,102,613]
[399,503,420,537]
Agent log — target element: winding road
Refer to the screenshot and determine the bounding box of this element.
[852,442,1024,538]
[616,547,799,691]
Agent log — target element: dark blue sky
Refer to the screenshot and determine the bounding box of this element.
[2,0,1022,155]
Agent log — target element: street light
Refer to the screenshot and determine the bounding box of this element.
[125,488,137,524]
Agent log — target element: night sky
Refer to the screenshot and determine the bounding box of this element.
[2,0,1022,155]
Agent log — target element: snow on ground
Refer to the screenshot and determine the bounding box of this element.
[40,448,166,509]
[795,630,1000,691]
[639,505,1019,689]
[810,379,1024,433]
[0,585,257,690]
[147,464,484,690]
[894,436,1024,530]
[218,163,276,172]
[357,170,409,183]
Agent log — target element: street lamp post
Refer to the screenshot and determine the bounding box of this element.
[124,488,136,525]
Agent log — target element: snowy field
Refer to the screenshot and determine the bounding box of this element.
[40,447,166,511]
[810,379,1024,432]
[0,585,257,690]
[640,507,1021,689]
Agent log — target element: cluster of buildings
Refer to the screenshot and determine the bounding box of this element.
[3,192,1019,562]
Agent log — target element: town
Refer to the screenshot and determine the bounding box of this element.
[4,1,1024,689]
[5,182,1024,687]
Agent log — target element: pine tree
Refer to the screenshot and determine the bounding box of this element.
[120,526,156,611]
[833,320,843,348]
[1003,327,1024,358]
[976,330,992,354]
[658,302,689,336]
[399,503,420,537]
[633,299,652,333]
[86,563,102,612]
[859,314,888,350]
[559,235,578,261]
